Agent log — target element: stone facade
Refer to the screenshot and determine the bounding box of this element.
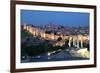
[22,24,89,48]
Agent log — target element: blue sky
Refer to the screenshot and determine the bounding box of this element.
[21,10,89,27]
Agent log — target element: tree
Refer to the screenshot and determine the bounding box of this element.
[57,37,62,41]
[65,39,69,47]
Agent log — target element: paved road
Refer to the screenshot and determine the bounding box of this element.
[21,49,89,63]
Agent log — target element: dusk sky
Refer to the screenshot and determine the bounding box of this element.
[21,10,89,27]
